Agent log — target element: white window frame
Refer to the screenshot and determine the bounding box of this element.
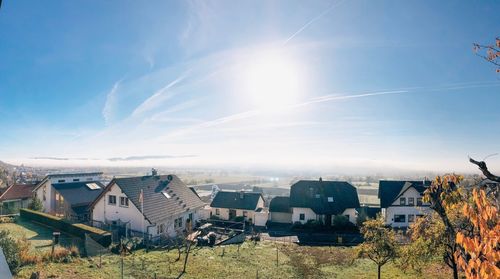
[108,195,117,205]
[119,197,129,207]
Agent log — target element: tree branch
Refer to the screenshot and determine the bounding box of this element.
[469,157,500,183]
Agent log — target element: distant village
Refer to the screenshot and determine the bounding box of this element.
[0,166,437,241]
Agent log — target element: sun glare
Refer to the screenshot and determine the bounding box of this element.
[240,50,303,111]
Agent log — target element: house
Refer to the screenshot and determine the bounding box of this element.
[0,183,36,214]
[378,180,431,228]
[90,173,205,238]
[32,172,104,221]
[269,196,292,224]
[289,178,360,225]
[210,191,265,224]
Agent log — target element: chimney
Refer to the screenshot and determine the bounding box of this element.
[319,177,323,182]
[239,191,244,199]
[151,168,158,176]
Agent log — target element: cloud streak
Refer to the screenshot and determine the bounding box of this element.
[102,80,122,125]
[283,0,346,45]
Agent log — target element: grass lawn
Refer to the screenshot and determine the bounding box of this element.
[0,219,83,252]
[12,240,451,279]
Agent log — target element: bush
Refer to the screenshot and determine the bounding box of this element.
[0,216,15,223]
[0,230,21,273]
[233,216,245,222]
[42,246,73,263]
[332,215,349,227]
[27,197,43,212]
[305,219,323,229]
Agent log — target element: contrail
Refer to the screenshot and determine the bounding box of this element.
[283,0,346,46]
[293,90,408,108]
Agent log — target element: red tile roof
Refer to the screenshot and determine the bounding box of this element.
[0,184,35,201]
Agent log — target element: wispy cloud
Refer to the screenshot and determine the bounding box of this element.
[283,0,346,45]
[131,72,189,117]
[108,155,197,161]
[102,80,122,125]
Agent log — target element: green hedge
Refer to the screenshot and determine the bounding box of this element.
[19,209,111,247]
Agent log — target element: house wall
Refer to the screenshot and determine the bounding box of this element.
[291,207,317,224]
[152,209,200,237]
[270,212,292,223]
[210,196,266,225]
[384,187,430,228]
[91,183,150,233]
[34,180,53,214]
[254,211,269,227]
[342,208,358,224]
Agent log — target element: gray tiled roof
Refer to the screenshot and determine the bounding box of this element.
[113,175,205,224]
[269,196,291,213]
[289,180,360,215]
[210,191,263,210]
[378,180,430,208]
[53,181,104,207]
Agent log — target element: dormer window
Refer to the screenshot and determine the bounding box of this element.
[327,197,334,202]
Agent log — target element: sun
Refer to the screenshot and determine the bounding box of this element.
[240,50,303,111]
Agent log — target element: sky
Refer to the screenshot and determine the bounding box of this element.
[0,0,499,173]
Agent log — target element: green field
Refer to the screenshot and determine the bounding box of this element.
[1,220,450,279]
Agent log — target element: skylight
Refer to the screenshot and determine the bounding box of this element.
[162,192,171,199]
[328,197,334,202]
[86,183,101,190]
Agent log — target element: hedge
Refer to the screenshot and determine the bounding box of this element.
[19,209,111,247]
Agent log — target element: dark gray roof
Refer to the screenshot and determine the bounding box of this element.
[112,175,205,224]
[269,196,291,213]
[47,172,103,178]
[210,191,263,210]
[378,180,431,208]
[53,181,104,208]
[289,180,360,215]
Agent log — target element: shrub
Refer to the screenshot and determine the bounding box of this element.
[27,197,43,211]
[233,216,244,222]
[42,246,74,263]
[305,219,323,229]
[17,236,40,265]
[0,230,21,273]
[332,215,349,227]
[0,216,15,223]
[69,245,80,257]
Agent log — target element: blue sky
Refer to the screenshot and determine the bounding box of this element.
[0,0,499,173]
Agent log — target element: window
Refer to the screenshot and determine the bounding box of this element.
[215,208,220,215]
[408,214,415,223]
[327,197,334,202]
[157,224,165,234]
[162,192,171,199]
[315,194,320,199]
[243,211,248,217]
[120,197,129,207]
[73,179,80,182]
[408,197,415,206]
[58,179,66,183]
[394,214,406,223]
[175,217,183,228]
[86,183,101,190]
[299,213,305,221]
[344,214,350,221]
[400,197,406,205]
[417,198,423,206]
[108,195,116,205]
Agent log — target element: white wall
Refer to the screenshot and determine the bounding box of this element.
[254,210,269,227]
[34,180,53,214]
[270,212,293,223]
[385,187,430,228]
[209,196,266,224]
[91,183,150,233]
[291,207,317,224]
[342,208,358,224]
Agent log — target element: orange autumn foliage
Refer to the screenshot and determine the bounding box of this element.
[455,189,500,279]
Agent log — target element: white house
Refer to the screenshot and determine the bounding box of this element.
[90,173,205,238]
[32,172,104,221]
[378,180,431,228]
[209,191,265,225]
[288,178,360,225]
